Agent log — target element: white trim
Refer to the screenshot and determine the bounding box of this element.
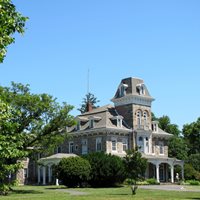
[111,137,117,152]
[69,141,74,153]
[112,94,154,107]
[96,137,102,152]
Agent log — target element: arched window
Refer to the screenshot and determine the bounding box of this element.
[136,110,142,128]
[143,111,148,127]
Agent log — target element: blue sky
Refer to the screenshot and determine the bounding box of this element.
[1,0,200,130]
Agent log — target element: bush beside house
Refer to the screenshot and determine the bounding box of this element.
[56,157,91,187]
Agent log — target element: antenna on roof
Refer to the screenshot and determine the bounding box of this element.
[87,68,90,94]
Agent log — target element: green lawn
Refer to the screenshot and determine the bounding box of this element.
[1,185,200,200]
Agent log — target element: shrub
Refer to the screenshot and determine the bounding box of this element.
[56,156,91,187]
[146,178,160,185]
[187,180,200,185]
[83,152,126,187]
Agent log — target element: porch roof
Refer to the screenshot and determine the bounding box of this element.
[143,154,184,166]
[38,153,78,166]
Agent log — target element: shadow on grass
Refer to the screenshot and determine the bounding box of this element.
[13,190,43,194]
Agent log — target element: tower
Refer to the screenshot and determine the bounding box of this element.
[111,77,155,152]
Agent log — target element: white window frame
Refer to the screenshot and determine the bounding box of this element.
[89,119,94,128]
[96,137,102,152]
[117,118,122,128]
[138,136,144,153]
[76,121,81,130]
[159,141,164,155]
[81,139,88,155]
[122,138,128,152]
[69,141,74,153]
[111,138,117,152]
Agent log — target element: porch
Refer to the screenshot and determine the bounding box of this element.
[145,156,184,183]
[37,153,77,185]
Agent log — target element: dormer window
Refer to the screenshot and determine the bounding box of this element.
[76,116,89,131]
[89,119,94,128]
[119,83,128,97]
[117,118,122,127]
[136,83,145,95]
[111,115,123,128]
[76,121,81,130]
[152,121,159,133]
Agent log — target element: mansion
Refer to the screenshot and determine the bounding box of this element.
[18,77,184,185]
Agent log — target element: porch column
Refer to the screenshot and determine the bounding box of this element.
[37,166,41,184]
[143,137,146,153]
[156,163,160,183]
[42,166,46,185]
[48,165,52,183]
[181,164,184,180]
[170,165,174,183]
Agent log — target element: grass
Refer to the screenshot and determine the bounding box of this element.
[1,185,200,200]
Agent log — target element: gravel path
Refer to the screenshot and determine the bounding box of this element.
[139,185,200,192]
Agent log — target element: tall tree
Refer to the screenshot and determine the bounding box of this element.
[156,115,187,160]
[0,100,27,195]
[183,118,200,154]
[168,136,188,160]
[158,115,180,136]
[0,0,28,63]
[0,82,75,194]
[78,92,100,114]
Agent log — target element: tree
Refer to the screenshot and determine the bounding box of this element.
[78,92,100,114]
[0,82,75,194]
[168,136,188,160]
[0,0,28,63]
[123,149,147,194]
[0,82,75,151]
[182,118,200,154]
[0,100,27,195]
[158,115,180,136]
[187,154,200,172]
[56,157,91,187]
[83,152,126,187]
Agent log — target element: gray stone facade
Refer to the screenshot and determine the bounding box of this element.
[17,77,184,184]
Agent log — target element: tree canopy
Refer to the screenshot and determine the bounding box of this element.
[0,0,28,63]
[0,100,27,194]
[78,92,100,114]
[0,82,75,193]
[183,118,200,154]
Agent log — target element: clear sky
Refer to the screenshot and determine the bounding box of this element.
[1,0,200,130]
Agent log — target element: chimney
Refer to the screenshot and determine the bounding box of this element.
[86,101,93,112]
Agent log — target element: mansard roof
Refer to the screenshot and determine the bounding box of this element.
[111,77,154,105]
[69,104,131,133]
[152,127,173,138]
